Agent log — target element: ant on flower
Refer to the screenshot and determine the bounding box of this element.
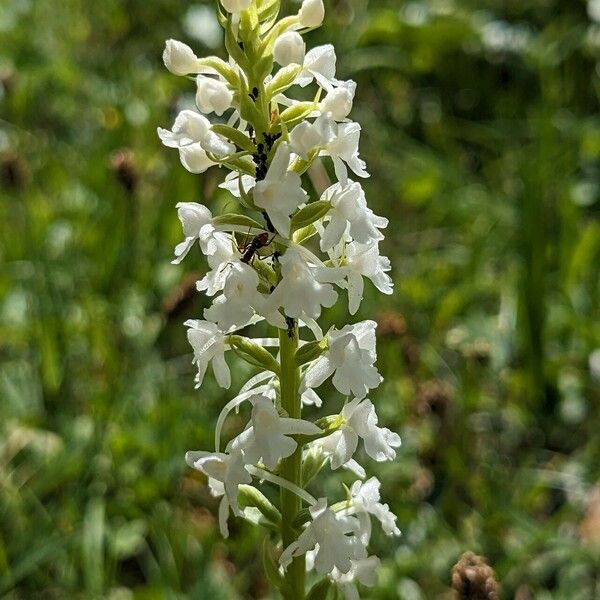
[238,231,275,265]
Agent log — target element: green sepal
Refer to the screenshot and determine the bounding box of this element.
[225,18,249,71]
[261,15,299,50]
[266,64,302,99]
[211,125,256,153]
[213,213,264,230]
[291,201,331,233]
[252,54,275,84]
[262,538,293,598]
[238,484,282,525]
[295,337,328,367]
[229,336,280,374]
[293,223,318,245]
[301,446,328,488]
[197,57,238,88]
[258,0,280,24]
[280,102,318,129]
[307,578,332,600]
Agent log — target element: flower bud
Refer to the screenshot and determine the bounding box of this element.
[220,0,252,14]
[320,82,356,120]
[163,39,200,76]
[289,121,324,158]
[298,0,325,28]
[273,31,306,67]
[196,76,234,116]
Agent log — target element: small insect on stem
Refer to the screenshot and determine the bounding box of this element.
[239,232,275,264]
[285,316,296,339]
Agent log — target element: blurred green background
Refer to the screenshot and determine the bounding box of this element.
[1,0,599,598]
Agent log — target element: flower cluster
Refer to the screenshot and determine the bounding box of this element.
[160,1,399,597]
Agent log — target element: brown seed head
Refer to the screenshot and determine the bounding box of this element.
[451,551,500,600]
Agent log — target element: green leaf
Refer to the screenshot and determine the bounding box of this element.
[211,125,256,153]
[213,213,264,230]
[291,201,331,233]
[82,496,105,596]
[262,538,292,597]
[295,337,328,367]
[293,223,318,245]
[306,578,332,600]
[239,484,282,525]
[266,64,302,98]
[229,336,280,374]
[280,101,318,128]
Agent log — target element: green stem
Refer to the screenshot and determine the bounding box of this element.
[279,319,305,600]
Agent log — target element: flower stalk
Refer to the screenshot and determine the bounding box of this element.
[161,1,401,598]
[279,320,305,598]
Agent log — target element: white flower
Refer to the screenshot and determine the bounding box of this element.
[196,76,233,116]
[185,449,252,536]
[158,110,211,148]
[163,39,200,76]
[267,248,337,322]
[305,321,382,399]
[203,261,263,330]
[157,110,235,173]
[320,81,356,121]
[329,556,380,600]
[299,0,325,28]
[341,241,393,315]
[184,319,232,389]
[323,119,369,183]
[172,202,231,264]
[289,120,326,159]
[178,143,215,174]
[350,477,400,536]
[289,117,368,183]
[253,143,308,236]
[319,398,401,468]
[274,31,306,66]
[239,395,321,469]
[296,44,337,89]
[280,498,360,575]
[220,0,252,14]
[320,181,388,251]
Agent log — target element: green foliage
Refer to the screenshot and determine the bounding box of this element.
[0,0,598,598]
